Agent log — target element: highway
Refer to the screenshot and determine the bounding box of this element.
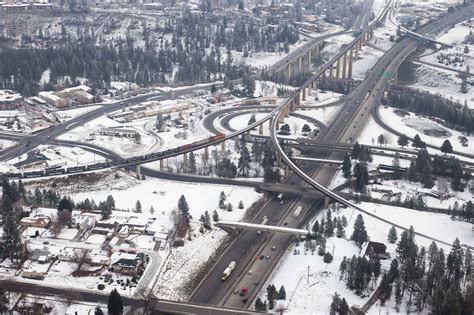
[191,1,384,308]
[208,3,474,309]
[0,280,258,315]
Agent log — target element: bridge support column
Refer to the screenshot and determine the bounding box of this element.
[316,44,320,56]
[159,159,164,170]
[183,153,187,165]
[296,94,300,106]
[276,121,280,130]
[259,123,263,135]
[298,57,302,72]
[277,154,282,166]
[234,136,240,150]
[302,87,306,101]
[329,63,334,80]
[324,197,330,209]
[284,107,289,118]
[342,52,347,82]
[278,112,285,124]
[136,165,141,179]
[348,48,353,79]
[287,64,292,78]
[221,141,226,152]
[269,117,273,130]
[289,100,295,112]
[336,58,341,80]
[307,84,312,95]
[204,146,209,158]
[355,42,360,60]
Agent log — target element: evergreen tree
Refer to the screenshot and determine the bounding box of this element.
[379,274,392,305]
[227,203,233,212]
[324,252,333,263]
[351,142,361,160]
[266,285,277,310]
[188,152,197,174]
[3,214,22,262]
[392,153,402,179]
[407,160,417,182]
[318,237,326,256]
[353,163,369,193]
[107,289,123,315]
[238,200,244,209]
[203,211,211,229]
[336,221,345,238]
[237,146,251,177]
[212,210,219,222]
[219,191,226,209]
[413,134,425,148]
[134,200,142,213]
[350,214,368,247]
[388,226,398,243]
[58,197,73,212]
[248,114,257,126]
[421,163,434,188]
[94,307,104,315]
[312,220,320,234]
[342,154,352,180]
[0,287,9,314]
[178,195,190,225]
[277,286,286,300]
[397,134,409,148]
[441,139,453,155]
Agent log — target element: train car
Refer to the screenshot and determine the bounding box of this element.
[178,144,193,152]
[7,173,22,179]
[126,156,142,163]
[192,139,208,147]
[45,168,66,176]
[208,134,225,142]
[87,162,109,171]
[66,166,87,174]
[23,170,45,178]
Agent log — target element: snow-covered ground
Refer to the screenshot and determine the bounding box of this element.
[0,139,17,150]
[296,103,343,126]
[259,201,472,313]
[54,105,103,122]
[363,179,473,209]
[352,46,385,80]
[66,173,261,229]
[378,106,474,156]
[28,145,107,169]
[154,227,229,300]
[57,115,157,157]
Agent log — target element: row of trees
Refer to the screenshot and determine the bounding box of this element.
[377,226,473,314]
[386,88,473,132]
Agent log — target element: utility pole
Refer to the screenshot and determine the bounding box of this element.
[307,265,310,284]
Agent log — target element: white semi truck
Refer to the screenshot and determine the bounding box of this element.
[221,261,237,281]
[293,205,303,218]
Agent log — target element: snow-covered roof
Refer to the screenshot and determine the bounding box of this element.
[126,216,148,227]
[0,89,22,103]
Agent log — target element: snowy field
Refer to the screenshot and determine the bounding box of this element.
[259,201,472,313]
[66,173,261,229]
[352,46,385,80]
[378,107,474,156]
[57,115,157,157]
[54,105,104,122]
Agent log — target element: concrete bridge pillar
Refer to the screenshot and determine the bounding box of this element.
[324,196,330,209]
[302,87,306,101]
[234,136,240,150]
[298,57,303,72]
[276,121,280,130]
[287,64,292,78]
[316,44,320,56]
[183,153,188,165]
[296,94,301,106]
[204,146,209,158]
[221,141,226,152]
[159,159,164,171]
[355,42,360,60]
[289,100,295,112]
[269,117,273,130]
[329,63,334,80]
[348,48,353,79]
[278,112,285,123]
[336,58,341,80]
[259,123,263,135]
[277,154,282,166]
[136,165,141,179]
[284,106,289,118]
[342,51,347,82]
[307,84,312,95]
